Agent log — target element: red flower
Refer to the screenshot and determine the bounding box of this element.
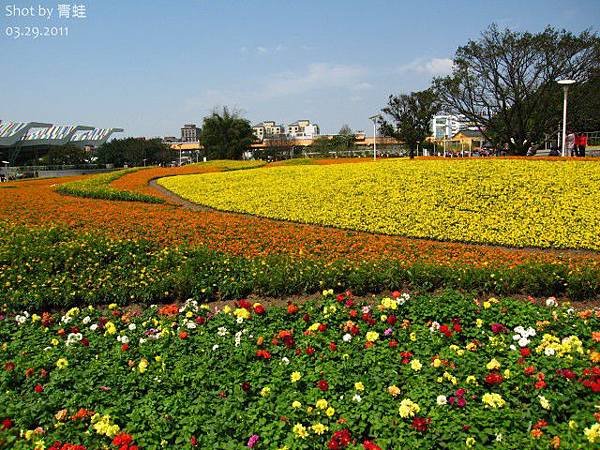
[364,341,374,349]
[241,382,251,392]
[2,418,13,430]
[386,315,397,325]
[255,350,271,360]
[453,323,462,333]
[524,366,536,376]
[337,294,345,302]
[490,323,507,334]
[302,314,311,322]
[533,419,548,430]
[485,372,504,385]
[306,347,315,356]
[112,433,133,447]
[411,416,431,433]
[253,304,266,315]
[81,337,90,347]
[439,324,452,338]
[344,299,354,308]
[318,323,328,332]
[317,379,329,391]
[179,331,189,340]
[328,429,351,449]
[25,367,35,378]
[195,316,206,325]
[556,368,576,379]
[391,291,401,298]
[4,361,15,372]
[287,303,299,315]
[349,309,358,318]
[363,439,382,450]
[520,347,531,357]
[535,380,547,389]
[121,343,129,352]
[190,436,198,447]
[329,342,337,352]
[34,384,44,393]
[238,299,252,310]
[389,340,398,348]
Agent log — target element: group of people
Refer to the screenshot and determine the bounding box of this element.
[566,131,588,157]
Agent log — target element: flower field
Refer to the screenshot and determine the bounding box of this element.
[1,291,599,449]
[158,159,600,250]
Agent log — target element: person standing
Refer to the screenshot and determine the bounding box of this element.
[576,132,587,157]
[566,130,576,156]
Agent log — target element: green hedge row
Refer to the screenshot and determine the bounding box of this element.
[54,168,165,203]
[1,225,598,311]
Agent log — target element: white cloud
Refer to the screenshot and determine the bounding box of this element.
[256,46,268,54]
[265,63,369,97]
[397,57,454,76]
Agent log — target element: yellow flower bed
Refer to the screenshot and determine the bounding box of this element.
[158,159,600,250]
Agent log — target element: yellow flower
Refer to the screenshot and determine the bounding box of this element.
[291,371,302,383]
[31,314,41,323]
[138,358,148,373]
[51,338,59,346]
[380,297,397,310]
[433,358,442,368]
[486,358,501,370]
[365,331,379,342]
[104,321,117,335]
[482,393,505,408]
[476,318,483,328]
[308,322,320,332]
[483,301,491,309]
[108,303,118,310]
[154,355,162,362]
[233,308,250,320]
[293,423,308,439]
[410,359,422,371]
[569,420,577,430]
[312,423,328,435]
[34,439,45,450]
[388,385,401,397]
[466,437,476,447]
[292,401,302,409]
[260,387,271,397]
[354,381,365,391]
[503,369,511,379]
[325,407,335,417]
[185,311,193,318]
[222,305,232,314]
[399,398,420,418]
[315,399,328,410]
[465,342,477,351]
[538,395,551,410]
[56,358,68,369]
[584,423,600,443]
[410,332,417,341]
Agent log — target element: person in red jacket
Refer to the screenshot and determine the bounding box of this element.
[576,132,588,157]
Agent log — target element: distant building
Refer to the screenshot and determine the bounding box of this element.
[252,121,285,140]
[162,136,179,143]
[287,120,320,138]
[431,114,477,140]
[181,124,200,142]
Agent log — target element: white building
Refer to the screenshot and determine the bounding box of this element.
[431,114,476,139]
[287,120,320,138]
[252,121,286,140]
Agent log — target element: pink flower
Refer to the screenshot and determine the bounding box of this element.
[247,434,260,448]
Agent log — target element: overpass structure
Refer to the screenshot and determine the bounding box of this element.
[0,120,124,165]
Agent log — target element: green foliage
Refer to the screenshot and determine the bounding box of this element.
[0,225,598,312]
[44,144,89,166]
[55,168,164,203]
[433,25,600,153]
[0,290,597,448]
[95,138,172,167]
[200,107,255,160]
[380,88,440,157]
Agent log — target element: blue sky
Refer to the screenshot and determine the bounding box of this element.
[1,0,598,137]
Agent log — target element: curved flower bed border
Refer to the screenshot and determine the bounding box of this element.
[1,291,599,448]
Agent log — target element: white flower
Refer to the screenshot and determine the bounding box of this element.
[361,306,371,314]
[352,394,362,402]
[509,344,516,351]
[495,434,503,442]
[566,308,575,315]
[217,326,229,336]
[139,338,147,344]
[82,316,91,325]
[544,347,555,356]
[61,315,72,324]
[236,317,244,324]
[90,324,98,331]
[436,395,447,405]
[281,357,290,365]
[15,315,27,325]
[525,327,536,337]
[186,321,197,329]
[212,344,219,351]
[514,326,525,335]
[66,333,83,346]
[342,333,352,342]
[545,297,557,307]
[234,331,242,347]
[128,323,136,331]
[120,335,129,344]
[518,337,530,347]
[429,321,440,332]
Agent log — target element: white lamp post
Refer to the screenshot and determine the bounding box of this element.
[558,79,576,157]
[369,115,381,160]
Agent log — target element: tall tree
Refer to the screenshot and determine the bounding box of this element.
[200,107,254,160]
[380,88,440,158]
[433,24,600,153]
[95,138,171,166]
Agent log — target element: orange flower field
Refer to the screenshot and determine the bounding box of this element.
[1,162,599,270]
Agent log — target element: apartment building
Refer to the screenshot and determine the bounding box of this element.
[181,124,200,142]
[252,121,286,140]
[287,120,320,138]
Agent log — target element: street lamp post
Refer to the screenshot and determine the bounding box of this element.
[558,79,576,157]
[368,115,381,160]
